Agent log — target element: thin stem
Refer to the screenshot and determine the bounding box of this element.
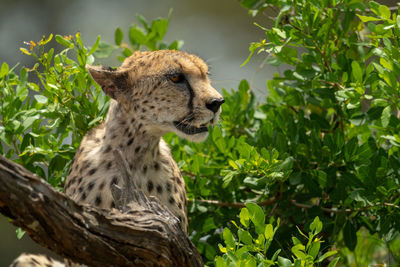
[188,196,277,208]
[188,197,400,214]
[291,199,399,214]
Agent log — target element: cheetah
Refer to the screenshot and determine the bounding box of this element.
[10,50,224,266]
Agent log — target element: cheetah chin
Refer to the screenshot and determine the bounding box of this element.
[173,121,208,135]
[172,117,218,142]
[172,122,209,142]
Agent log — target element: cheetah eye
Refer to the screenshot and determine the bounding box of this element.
[169,74,186,84]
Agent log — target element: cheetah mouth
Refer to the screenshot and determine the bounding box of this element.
[173,121,208,135]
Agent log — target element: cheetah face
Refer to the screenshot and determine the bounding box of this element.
[152,71,224,142]
[87,50,224,142]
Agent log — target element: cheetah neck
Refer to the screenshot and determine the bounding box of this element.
[66,100,187,230]
[103,100,162,173]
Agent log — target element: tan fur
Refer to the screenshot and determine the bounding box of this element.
[12,50,223,266]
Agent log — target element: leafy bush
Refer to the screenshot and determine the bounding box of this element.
[170,0,400,264]
[1,33,105,188]
[1,1,400,266]
[215,204,339,266]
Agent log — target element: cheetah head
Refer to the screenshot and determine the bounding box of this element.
[87,50,224,142]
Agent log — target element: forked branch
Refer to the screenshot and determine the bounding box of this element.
[0,155,203,267]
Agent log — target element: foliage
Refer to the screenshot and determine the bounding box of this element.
[1,33,106,188]
[1,2,400,266]
[94,10,183,61]
[171,0,400,264]
[215,204,339,266]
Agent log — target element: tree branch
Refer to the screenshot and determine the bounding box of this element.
[189,196,399,215]
[291,199,399,214]
[0,155,203,267]
[188,197,277,208]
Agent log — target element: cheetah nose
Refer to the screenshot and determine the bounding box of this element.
[206,98,225,113]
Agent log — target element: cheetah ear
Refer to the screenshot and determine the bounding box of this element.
[86,64,129,100]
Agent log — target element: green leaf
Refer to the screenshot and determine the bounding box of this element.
[238,79,250,94]
[88,35,101,56]
[22,115,40,131]
[122,48,133,57]
[369,1,381,14]
[351,61,363,83]
[136,14,149,30]
[34,94,48,104]
[223,228,236,249]
[372,98,389,107]
[317,251,338,263]
[271,249,281,261]
[343,221,357,251]
[356,14,382,22]
[291,244,306,259]
[8,120,21,132]
[292,236,301,245]
[215,256,226,267]
[379,57,392,70]
[238,229,253,245]
[277,256,292,267]
[397,15,400,28]
[378,4,391,19]
[16,228,25,239]
[239,208,250,227]
[20,48,31,55]
[202,217,217,233]
[309,241,320,259]
[327,257,340,267]
[16,84,28,101]
[272,27,286,39]
[129,25,147,45]
[245,203,265,235]
[0,62,9,78]
[244,257,256,267]
[264,224,274,240]
[115,27,124,46]
[168,40,184,50]
[93,42,117,58]
[309,216,323,235]
[381,105,391,127]
[212,126,226,152]
[55,35,74,48]
[150,18,169,40]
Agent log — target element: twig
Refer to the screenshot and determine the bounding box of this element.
[188,196,277,208]
[291,200,399,214]
[188,196,399,215]
[112,148,140,211]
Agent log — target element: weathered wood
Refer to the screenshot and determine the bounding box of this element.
[0,155,203,267]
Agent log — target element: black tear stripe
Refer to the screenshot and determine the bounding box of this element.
[173,59,194,111]
[184,79,195,111]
